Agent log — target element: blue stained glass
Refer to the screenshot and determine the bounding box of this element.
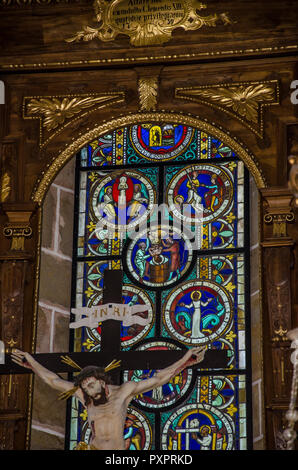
[81,125,236,167]
[70,121,250,451]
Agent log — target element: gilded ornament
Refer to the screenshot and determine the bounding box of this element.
[25,94,124,131]
[138,76,158,112]
[66,0,233,47]
[175,81,279,138]
[272,326,288,342]
[288,155,298,207]
[0,172,11,202]
[3,226,33,251]
[23,92,125,147]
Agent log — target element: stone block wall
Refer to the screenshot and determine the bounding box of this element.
[30,158,75,450]
[250,176,264,450]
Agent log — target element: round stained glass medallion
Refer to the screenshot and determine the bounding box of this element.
[161,403,234,450]
[125,224,194,288]
[130,124,194,161]
[163,279,232,346]
[90,169,156,232]
[166,164,234,224]
[123,341,192,409]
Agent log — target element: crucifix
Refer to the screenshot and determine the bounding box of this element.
[0,269,228,378]
[0,269,228,449]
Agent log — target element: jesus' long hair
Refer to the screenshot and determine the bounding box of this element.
[74,366,113,406]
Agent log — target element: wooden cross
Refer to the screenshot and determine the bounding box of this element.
[0,270,228,382]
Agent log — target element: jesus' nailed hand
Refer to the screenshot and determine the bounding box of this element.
[11,346,206,450]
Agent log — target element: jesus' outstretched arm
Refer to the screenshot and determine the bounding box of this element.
[11,349,75,394]
[122,346,206,398]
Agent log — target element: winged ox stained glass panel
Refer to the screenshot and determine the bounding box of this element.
[69,122,251,451]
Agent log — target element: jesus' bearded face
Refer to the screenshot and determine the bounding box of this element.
[81,377,108,406]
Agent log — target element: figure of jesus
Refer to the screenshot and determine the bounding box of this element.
[191,425,212,450]
[11,346,205,451]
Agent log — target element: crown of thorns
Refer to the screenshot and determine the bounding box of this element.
[58,356,121,401]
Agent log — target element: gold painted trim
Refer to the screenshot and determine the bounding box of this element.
[23,92,125,148]
[31,111,266,205]
[175,80,280,138]
[1,44,298,71]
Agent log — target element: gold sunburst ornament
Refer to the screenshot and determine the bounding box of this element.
[66,0,233,47]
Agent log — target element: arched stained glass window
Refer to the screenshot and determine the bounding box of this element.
[68,122,251,451]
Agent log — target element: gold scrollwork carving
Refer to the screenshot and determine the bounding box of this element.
[272,326,288,342]
[264,212,295,238]
[23,92,125,147]
[3,226,33,251]
[66,0,233,47]
[175,80,279,138]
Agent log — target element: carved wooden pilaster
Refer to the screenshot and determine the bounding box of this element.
[0,202,36,450]
[261,188,296,449]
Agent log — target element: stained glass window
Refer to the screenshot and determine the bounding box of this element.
[68,122,251,451]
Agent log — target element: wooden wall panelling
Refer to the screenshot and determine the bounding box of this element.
[0,84,39,447]
[0,204,38,449]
